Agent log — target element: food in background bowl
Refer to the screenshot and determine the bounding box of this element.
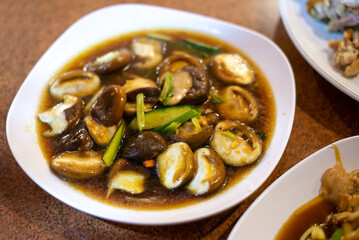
[306,0,359,77]
[36,30,275,209]
[328,28,359,77]
[275,145,359,240]
[306,0,359,32]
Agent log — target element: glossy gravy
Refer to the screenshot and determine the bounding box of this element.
[37,29,276,210]
[275,196,336,240]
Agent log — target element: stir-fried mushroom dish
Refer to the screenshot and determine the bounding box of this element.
[37,30,275,208]
[276,146,359,240]
[306,0,359,77]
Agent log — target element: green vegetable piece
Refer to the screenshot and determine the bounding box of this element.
[161,122,182,136]
[256,132,267,140]
[136,93,145,132]
[143,67,157,78]
[191,117,202,131]
[184,38,222,55]
[209,90,224,103]
[153,107,200,134]
[129,105,201,132]
[169,42,210,59]
[159,72,174,106]
[221,131,237,140]
[329,228,344,240]
[147,33,173,41]
[102,121,125,167]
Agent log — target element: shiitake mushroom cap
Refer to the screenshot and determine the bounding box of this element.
[83,48,132,74]
[49,70,100,100]
[91,85,126,126]
[122,131,167,161]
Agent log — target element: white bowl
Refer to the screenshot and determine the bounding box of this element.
[6,4,295,225]
[228,136,359,239]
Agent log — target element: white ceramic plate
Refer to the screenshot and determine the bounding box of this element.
[228,135,359,239]
[6,4,295,225]
[279,0,359,101]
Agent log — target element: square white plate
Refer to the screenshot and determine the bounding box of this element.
[6,4,295,225]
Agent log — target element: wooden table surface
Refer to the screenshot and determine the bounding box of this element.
[1,0,359,239]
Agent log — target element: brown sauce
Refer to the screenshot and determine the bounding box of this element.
[275,196,336,240]
[37,29,276,210]
[275,145,344,239]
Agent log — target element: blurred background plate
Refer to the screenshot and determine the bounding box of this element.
[279,0,359,101]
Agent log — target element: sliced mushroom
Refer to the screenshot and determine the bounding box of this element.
[107,159,147,197]
[169,71,193,106]
[156,142,194,189]
[38,95,82,137]
[54,127,93,153]
[84,115,117,146]
[159,66,209,105]
[158,53,204,76]
[158,53,209,105]
[211,53,254,85]
[91,85,126,126]
[201,112,220,126]
[51,151,106,180]
[83,48,131,74]
[168,120,213,148]
[122,78,160,103]
[122,131,167,161]
[186,148,226,195]
[216,85,259,124]
[108,171,146,196]
[122,78,159,115]
[107,158,127,183]
[131,37,163,69]
[210,120,263,166]
[49,70,100,100]
[180,66,209,105]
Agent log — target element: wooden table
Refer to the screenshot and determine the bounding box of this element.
[1,0,359,239]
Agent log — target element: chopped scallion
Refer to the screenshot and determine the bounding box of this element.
[136,93,145,132]
[144,67,157,78]
[184,38,222,55]
[329,228,344,240]
[221,131,237,140]
[102,121,125,167]
[153,107,201,134]
[159,72,174,106]
[125,196,155,203]
[161,122,181,136]
[256,132,267,140]
[145,35,221,59]
[191,117,202,131]
[147,33,173,41]
[209,90,224,103]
